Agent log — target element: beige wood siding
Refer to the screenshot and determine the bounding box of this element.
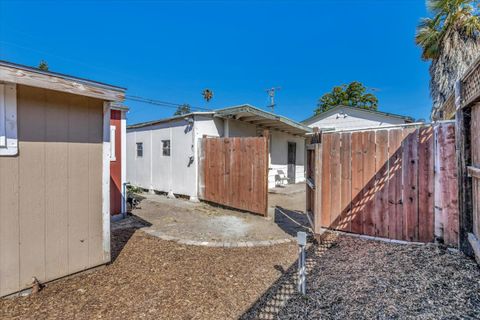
[0,85,106,297]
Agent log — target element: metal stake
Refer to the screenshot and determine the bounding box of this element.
[297,231,306,295]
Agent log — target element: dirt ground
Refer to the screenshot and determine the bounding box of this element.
[129,183,308,243]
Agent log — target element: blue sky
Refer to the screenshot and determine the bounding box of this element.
[0,0,431,124]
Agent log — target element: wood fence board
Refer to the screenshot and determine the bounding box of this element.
[418,126,435,242]
[442,124,459,246]
[350,132,363,234]
[330,133,341,228]
[387,129,404,240]
[362,131,376,236]
[374,130,389,238]
[321,134,332,227]
[340,132,352,232]
[402,128,419,241]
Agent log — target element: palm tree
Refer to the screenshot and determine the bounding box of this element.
[416,0,480,112]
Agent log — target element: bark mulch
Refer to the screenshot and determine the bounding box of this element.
[2,230,480,319]
[0,228,297,320]
[242,233,480,320]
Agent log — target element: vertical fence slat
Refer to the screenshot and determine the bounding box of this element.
[330,133,341,228]
[362,131,376,236]
[340,132,352,232]
[402,128,419,241]
[374,130,389,238]
[321,134,332,227]
[418,126,435,242]
[350,132,363,234]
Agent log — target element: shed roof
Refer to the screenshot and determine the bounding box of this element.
[127,112,215,129]
[301,105,414,125]
[0,60,126,102]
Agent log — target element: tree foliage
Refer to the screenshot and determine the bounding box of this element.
[38,60,49,71]
[315,81,378,115]
[174,104,191,116]
[415,0,480,110]
[416,0,480,60]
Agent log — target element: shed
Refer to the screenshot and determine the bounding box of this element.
[0,60,125,297]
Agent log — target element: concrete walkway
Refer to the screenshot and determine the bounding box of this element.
[114,183,308,247]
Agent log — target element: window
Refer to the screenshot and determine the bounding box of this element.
[162,140,170,156]
[110,125,116,161]
[136,142,143,157]
[0,84,18,156]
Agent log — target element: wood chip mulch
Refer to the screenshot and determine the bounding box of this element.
[0,228,297,320]
[2,230,480,319]
[243,233,480,319]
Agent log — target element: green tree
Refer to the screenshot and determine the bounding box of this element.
[415,0,480,111]
[174,104,191,116]
[315,81,378,115]
[38,60,49,71]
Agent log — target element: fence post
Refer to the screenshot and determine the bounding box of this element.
[455,80,474,255]
[263,129,271,217]
[314,130,323,236]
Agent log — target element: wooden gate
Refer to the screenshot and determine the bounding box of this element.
[198,134,269,216]
[307,123,459,244]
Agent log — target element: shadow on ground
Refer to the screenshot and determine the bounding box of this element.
[273,206,311,237]
[110,214,152,262]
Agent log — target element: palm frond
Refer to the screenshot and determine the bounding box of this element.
[416,18,442,59]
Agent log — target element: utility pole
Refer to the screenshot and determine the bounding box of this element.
[266,87,281,112]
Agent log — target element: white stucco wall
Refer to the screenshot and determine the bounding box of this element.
[304,107,408,131]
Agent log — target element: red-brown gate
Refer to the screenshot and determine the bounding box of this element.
[198,133,269,216]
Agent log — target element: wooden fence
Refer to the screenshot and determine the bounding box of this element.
[307,123,459,245]
[198,134,269,216]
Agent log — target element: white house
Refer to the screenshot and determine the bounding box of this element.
[302,105,414,131]
[127,104,311,200]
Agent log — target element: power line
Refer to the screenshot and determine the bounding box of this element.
[125,95,212,111]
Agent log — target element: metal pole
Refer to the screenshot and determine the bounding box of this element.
[297,231,307,295]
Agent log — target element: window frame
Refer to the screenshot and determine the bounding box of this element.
[110,125,116,161]
[162,139,171,157]
[136,142,143,158]
[0,83,18,156]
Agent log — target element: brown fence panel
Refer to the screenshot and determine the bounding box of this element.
[308,123,458,244]
[199,136,268,216]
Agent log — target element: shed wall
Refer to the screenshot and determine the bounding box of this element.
[127,118,197,197]
[0,85,106,297]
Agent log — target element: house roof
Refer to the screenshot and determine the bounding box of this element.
[128,104,311,136]
[301,105,415,125]
[215,104,312,136]
[0,60,126,102]
[127,112,215,129]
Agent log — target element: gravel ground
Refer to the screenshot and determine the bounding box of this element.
[0,228,297,320]
[243,233,480,320]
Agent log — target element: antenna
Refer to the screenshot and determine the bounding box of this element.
[266,87,281,112]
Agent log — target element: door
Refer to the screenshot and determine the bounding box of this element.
[288,142,296,184]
